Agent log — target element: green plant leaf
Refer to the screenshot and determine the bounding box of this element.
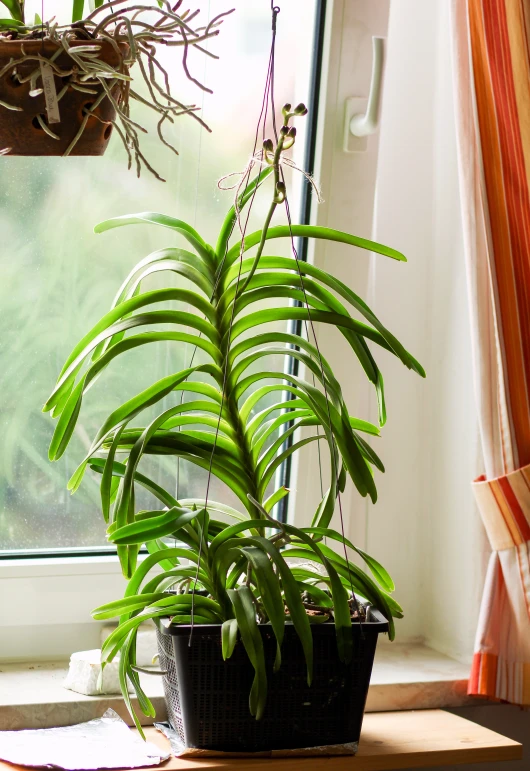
[224,258,424,377]
[100,426,125,523]
[227,587,267,719]
[221,618,239,660]
[94,213,215,266]
[0,0,23,22]
[224,224,407,270]
[116,255,213,299]
[258,434,325,497]
[119,630,145,737]
[263,486,289,513]
[109,507,197,545]
[251,410,310,460]
[93,592,169,620]
[252,536,313,685]
[228,307,393,351]
[301,527,395,593]
[72,0,84,21]
[243,546,285,672]
[0,15,23,26]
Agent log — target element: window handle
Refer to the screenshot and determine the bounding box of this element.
[350,36,385,137]
[343,36,386,153]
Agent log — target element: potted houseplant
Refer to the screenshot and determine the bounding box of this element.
[0,0,231,178]
[45,103,425,752]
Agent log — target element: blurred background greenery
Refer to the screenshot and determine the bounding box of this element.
[0,0,317,552]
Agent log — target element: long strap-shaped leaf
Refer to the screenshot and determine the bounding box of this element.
[66,365,217,493]
[47,334,220,461]
[228,307,394,351]
[227,586,267,719]
[109,507,197,546]
[113,400,247,534]
[223,258,424,376]
[237,371,377,501]
[231,347,342,405]
[46,306,220,414]
[301,527,395,592]
[95,213,215,266]
[243,546,285,671]
[113,248,215,308]
[224,224,407,275]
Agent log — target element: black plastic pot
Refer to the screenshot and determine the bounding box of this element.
[156,610,388,752]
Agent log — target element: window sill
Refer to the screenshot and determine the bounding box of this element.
[365,642,474,713]
[0,644,479,731]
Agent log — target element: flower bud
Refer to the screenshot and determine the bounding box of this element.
[282,127,296,150]
[263,138,275,164]
[294,103,308,116]
[274,181,286,203]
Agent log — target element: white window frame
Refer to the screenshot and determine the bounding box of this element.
[290,0,484,667]
[0,0,483,667]
[0,557,125,661]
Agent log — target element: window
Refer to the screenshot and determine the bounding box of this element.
[1,0,478,672]
[0,0,321,661]
[0,1,318,554]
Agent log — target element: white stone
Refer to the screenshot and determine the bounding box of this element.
[63,650,129,696]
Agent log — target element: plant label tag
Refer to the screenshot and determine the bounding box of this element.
[40,63,61,124]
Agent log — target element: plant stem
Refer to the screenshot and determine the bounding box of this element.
[235,135,285,298]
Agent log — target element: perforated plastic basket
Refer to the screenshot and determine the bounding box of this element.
[156,611,388,752]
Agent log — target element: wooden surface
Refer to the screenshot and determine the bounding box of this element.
[140,710,522,769]
[0,709,522,771]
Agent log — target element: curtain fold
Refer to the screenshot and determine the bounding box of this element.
[452,0,530,706]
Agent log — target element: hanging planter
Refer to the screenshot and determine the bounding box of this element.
[0,38,128,156]
[157,614,389,752]
[0,1,232,178]
[46,97,425,752]
[42,2,426,754]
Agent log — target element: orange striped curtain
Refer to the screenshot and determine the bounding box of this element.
[452,0,530,705]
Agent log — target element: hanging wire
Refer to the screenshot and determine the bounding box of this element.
[280,178,363,627]
[188,3,280,641]
[175,0,209,509]
[188,0,363,636]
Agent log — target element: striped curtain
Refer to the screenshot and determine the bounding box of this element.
[452,0,530,705]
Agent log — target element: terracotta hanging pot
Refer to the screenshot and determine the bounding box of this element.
[0,38,128,156]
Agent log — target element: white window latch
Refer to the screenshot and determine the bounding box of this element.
[343,36,386,153]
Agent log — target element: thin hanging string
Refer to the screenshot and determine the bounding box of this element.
[175,2,209,509]
[260,3,361,624]
[188,4,280,642]
[260,3,356,612]
[280,179,363,627]
[268,0,358,615]
[189,0,362,636]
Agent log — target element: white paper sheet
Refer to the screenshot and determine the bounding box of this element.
[0,709,169,770]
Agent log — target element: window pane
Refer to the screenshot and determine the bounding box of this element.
[0,1,318,553]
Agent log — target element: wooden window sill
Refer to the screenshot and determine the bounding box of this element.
[0,710,522,771]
